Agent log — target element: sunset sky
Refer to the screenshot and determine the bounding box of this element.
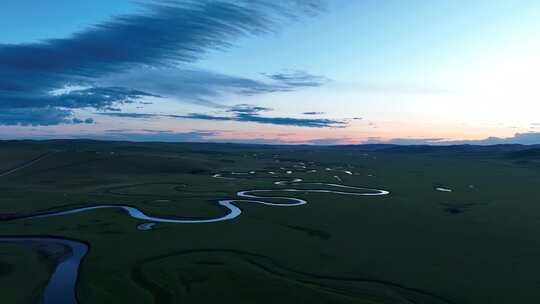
[2,0,540,144]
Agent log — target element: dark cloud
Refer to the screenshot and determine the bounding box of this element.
[1,1,323,81]
[232,113,345,128]
[0,85,157,124]
[228,104,272,114]
[174,113,234,121]
[52,87,159,109]
[0,108,94,126]
[0,0,325,125]
[72,118,95,124]
[302,111,325,115]
[100,111,347,128]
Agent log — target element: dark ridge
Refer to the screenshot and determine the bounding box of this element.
[505,148,540,159]
[326,144,398,151]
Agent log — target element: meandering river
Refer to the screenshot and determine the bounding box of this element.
[0,177,389,303]
[0,237,87,304]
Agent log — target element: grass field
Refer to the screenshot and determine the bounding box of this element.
[1,140,540,303]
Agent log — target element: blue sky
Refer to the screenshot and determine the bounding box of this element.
[2,0,540,144]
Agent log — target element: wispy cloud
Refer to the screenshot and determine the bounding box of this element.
[94,130,217,142]
[98,103,347,128]
[97,68,325,107]
[98,112,156,119]
[0,0,325,125]
[263,71,329,87]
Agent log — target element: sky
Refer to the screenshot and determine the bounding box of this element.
[2,0,540,145]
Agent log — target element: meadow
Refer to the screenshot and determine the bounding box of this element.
[1,140,539,303]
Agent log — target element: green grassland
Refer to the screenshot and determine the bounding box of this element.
[1,140,540,303]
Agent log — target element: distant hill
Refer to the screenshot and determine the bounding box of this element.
[381,144,538,154]
[1,140,539,156]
